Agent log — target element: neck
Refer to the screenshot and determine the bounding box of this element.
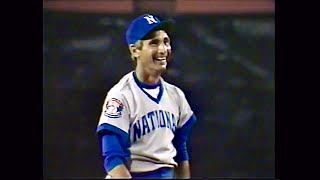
[135,67,162,85]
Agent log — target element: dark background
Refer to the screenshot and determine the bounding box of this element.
[43,11,275,178]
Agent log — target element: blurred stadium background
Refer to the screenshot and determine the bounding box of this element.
[43,0,275,178]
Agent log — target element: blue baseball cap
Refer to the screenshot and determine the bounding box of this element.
[126,14,174,45]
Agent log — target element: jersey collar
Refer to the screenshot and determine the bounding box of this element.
[132,71,164,104]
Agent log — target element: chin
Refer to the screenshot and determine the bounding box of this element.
[154,65,167,73]
[159,63,167,69]
[153,61,167,70]
[158,67,167,72]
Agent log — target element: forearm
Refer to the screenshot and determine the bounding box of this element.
[99,131,132,179]
[174,160,190,179]
[106,164,132,179]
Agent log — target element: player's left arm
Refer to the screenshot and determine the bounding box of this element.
[175,160,190,178]
[173,88,197,178]
[173,114,196,178]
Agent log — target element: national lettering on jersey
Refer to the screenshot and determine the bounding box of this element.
[104,98,124,118]
[131,110,177,143]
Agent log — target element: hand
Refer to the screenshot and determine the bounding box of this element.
[105,174,112,179]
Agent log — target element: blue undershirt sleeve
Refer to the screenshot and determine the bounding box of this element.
[173,114,197,162]
[101,133,127,172]
[97,123,131,173]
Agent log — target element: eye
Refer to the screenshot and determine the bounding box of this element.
[164,38,170,45]
[149,39,159,46]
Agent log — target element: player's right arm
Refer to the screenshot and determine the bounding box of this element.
[100,132,132,179]
[96,92,132,178]
[107,164,131,178]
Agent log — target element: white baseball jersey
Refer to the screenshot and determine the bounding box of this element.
[97,71,195,172]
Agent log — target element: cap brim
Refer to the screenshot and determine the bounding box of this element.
[141,19,175,40]
[152,19,174,32]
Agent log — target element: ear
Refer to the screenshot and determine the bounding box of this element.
[129,44,141,59]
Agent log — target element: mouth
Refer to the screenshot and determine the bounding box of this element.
[153,57,167,62]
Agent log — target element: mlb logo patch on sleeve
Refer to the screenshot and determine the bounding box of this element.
[104,98,124,118]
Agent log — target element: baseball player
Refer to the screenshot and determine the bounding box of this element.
[96,14,197,179]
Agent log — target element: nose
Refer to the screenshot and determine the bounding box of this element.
[158,43,166,54]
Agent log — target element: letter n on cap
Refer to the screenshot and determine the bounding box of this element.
[143,15,158,24]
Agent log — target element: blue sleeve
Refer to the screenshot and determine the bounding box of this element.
[101,133,126,172]
[172,114,197,162]
[97,124,131,172]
